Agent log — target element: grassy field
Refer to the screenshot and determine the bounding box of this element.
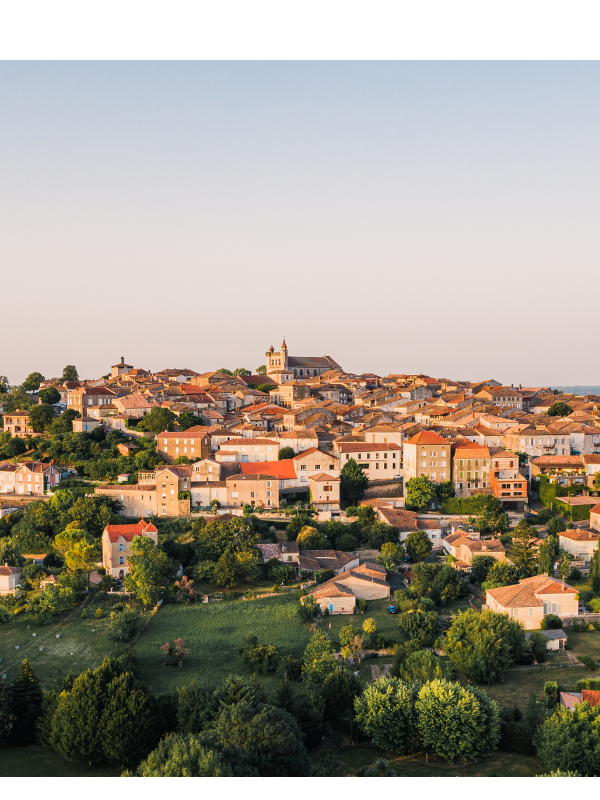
[567,630,600,659]
[132,594,314,694]
[0,746,120,777]
[0,592,144,689]
[322,744,540,777]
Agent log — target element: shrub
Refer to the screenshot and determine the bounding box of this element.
[579,655,597,671]
[576,679,600,691]
[569,568,582,581]
[528,632,548,663]
[541,614,562,630]
[80,610,87,620]
[275,656,302,682]
[238,634,279,675]
[95,608,103,619]
[544,681,558,709]
[357,598,368,613]
[108,609,143,642]
[0,606,11,624]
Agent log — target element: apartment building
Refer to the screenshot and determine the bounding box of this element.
[218,438,280,462]
[66,386,117,413]
[157,428,213,462]
[3,411,38,438]
[452,442,491,497]
[489,450,528,506]
[334,442,401,476]
[226,474,280,509]
[402,431,450,483]
[503,425,571,458]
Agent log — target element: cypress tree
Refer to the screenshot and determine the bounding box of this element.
[0,682,15,744]
[100,672,159,766]
[590,547,600,595]
[10,659,43,745]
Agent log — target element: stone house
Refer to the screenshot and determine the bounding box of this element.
[101,519,158,579]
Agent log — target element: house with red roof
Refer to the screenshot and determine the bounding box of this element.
[101,519,158,579]
[485,574,578,630]
[402,430,450,485]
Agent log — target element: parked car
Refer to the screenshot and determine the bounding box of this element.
[387,605,396,614]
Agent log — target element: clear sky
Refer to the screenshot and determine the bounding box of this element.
[2,61,598,386]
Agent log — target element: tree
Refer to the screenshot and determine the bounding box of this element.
[256,383,276,394]
[558,552,571,581]
[376,542,404,570]
[136,406,177,433]
[397,609,439,649]
[354,676,421,754]
[100,672,159,766]
[4,437,27,458]
[178,411,202,431]
[362,617,377,636]
[62,365,79,381]
[22,372,45,393]
[28,404,56,432]
[0,682,15,744]
[339,624,364,663]
[509,523,538,578]
[133,733,233,776]
[124,535,171,605]
[538,538,557,576]
[395,650,452,682]
[53,527,99,574]
[297,595,321,624]
[534,703,600,776]
[594,472,600,492]
[416,679,500,763]
[590,547,600,594]
[547,402,573,417]
[469,555,497,584]
[547,517,567,536]
[320,664,362,733]
[444,609,526,683]
[233,368,251,376]
[529,631,548,663]
[278,447,295,460]
[217,368,233,376]
[339,458,369,504]
[296,525,326,550]
[302,631,336,684]
[434,481,455,502]
[256,365,267,375]
[405,529,432,563]
[474,500,510,537]
[109,609,143,641]
[0,375,11,393]
[405,476,435,510]
[10,659,43,745]
[38,387,61,405]
[483,560,519,589]
[207,701,312,776]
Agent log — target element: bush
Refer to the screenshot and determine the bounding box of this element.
[579,655,597,671]
[576,679,600,691]
[80,610,87,620]
[569,568,582,581]
[357,598,368,613]
[95,608,103,619]
[544,681,558,709]
[0,606,11,624]
[541,614,562,630]
[108,609,143,642]
[528,631,548,663]
[275,657,302,682]
[238,634,279,675]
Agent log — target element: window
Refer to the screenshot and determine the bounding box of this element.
[250,492,255,498]
[440,472,446,480]
[551,602,558,613]
[528,608,534,616]
[301,464,306,470]
[420,461,426,468]
[329,464,335,470]
[315,464,321,470]
[118,543,125,552]
[513,608,519,617]
[119,557,125,565]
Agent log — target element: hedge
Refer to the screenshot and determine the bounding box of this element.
[554,499,594,521]
[577,679,600,691]
[439,494,493,515]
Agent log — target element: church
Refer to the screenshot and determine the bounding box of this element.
[265,340,342,380]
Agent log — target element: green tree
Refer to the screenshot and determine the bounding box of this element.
[0,682,15,744]
[28,404,56,432]
[39,387,61,405]
[217,368,233,376]
[416,679,500,762]
[278,447,295,460]
[354,676,421,753]
[320,664,362,733]
[22,372,45,393]
[297,595,321,624]
[10,659,43,745]
[394,650,452,682]
[178,411,202,431]
[233,368,251,376]
[405,529,432,563]
[124,535,171,605]
[538,538,557,576]
[509,523,538,578]
[339,458,369,504]
[594,472,600,491]
[53,527,99,574]
[529,631,548,663]
[302,631,336,684]
[207,700,311,776]
[547,516,567,536]
[590,547,600,594]
[547,402,573,417]
[434,481,455,502]
[256,383,276,394]
[397,609,439,649]
[469,555,497,584]
[405,476,435,510]
[133,733,233,776]
[534,703,600,776]
[100,671,159,765]
[108,609,143,641]
[136,406,177,433]
[376,541,404,570]
[296,525,327,550]
[474,500,510,537]
[483,560,519,589]
[444,609,526,683]
[558,552,571,581]
[62,365,79,381]
[0,375,10,393]
[4,437,27,458]
[256,365,267,375]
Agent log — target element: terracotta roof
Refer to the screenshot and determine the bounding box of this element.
[406,431,447,445]
[487,574,577,608]
[292,447,330,459]
[559,529,600,542]
[239,461,296,480]
[103,519,158,543]
[310,472,340,482]
[0,565,22,576]
[532,455,584,467]
[453,442,490,457]
[335,442,401,453]
[220,438,279,446]
[581,690,600,707]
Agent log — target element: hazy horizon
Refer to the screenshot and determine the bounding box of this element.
[2,61,599,386]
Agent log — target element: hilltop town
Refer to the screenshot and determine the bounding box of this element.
[1,343,600,777]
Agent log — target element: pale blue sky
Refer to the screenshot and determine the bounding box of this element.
[1,62,598,385]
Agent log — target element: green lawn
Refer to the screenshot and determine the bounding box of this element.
[0,746,120,777]
[321,744,540,777]
[0,592,144,690]
[469,666,588,708]
[132,594,314,694]
[567,630,600,660]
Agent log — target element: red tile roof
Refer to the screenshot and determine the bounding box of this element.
[239,460,297,480]
[406,431,447,445]
[104,519,158,544]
